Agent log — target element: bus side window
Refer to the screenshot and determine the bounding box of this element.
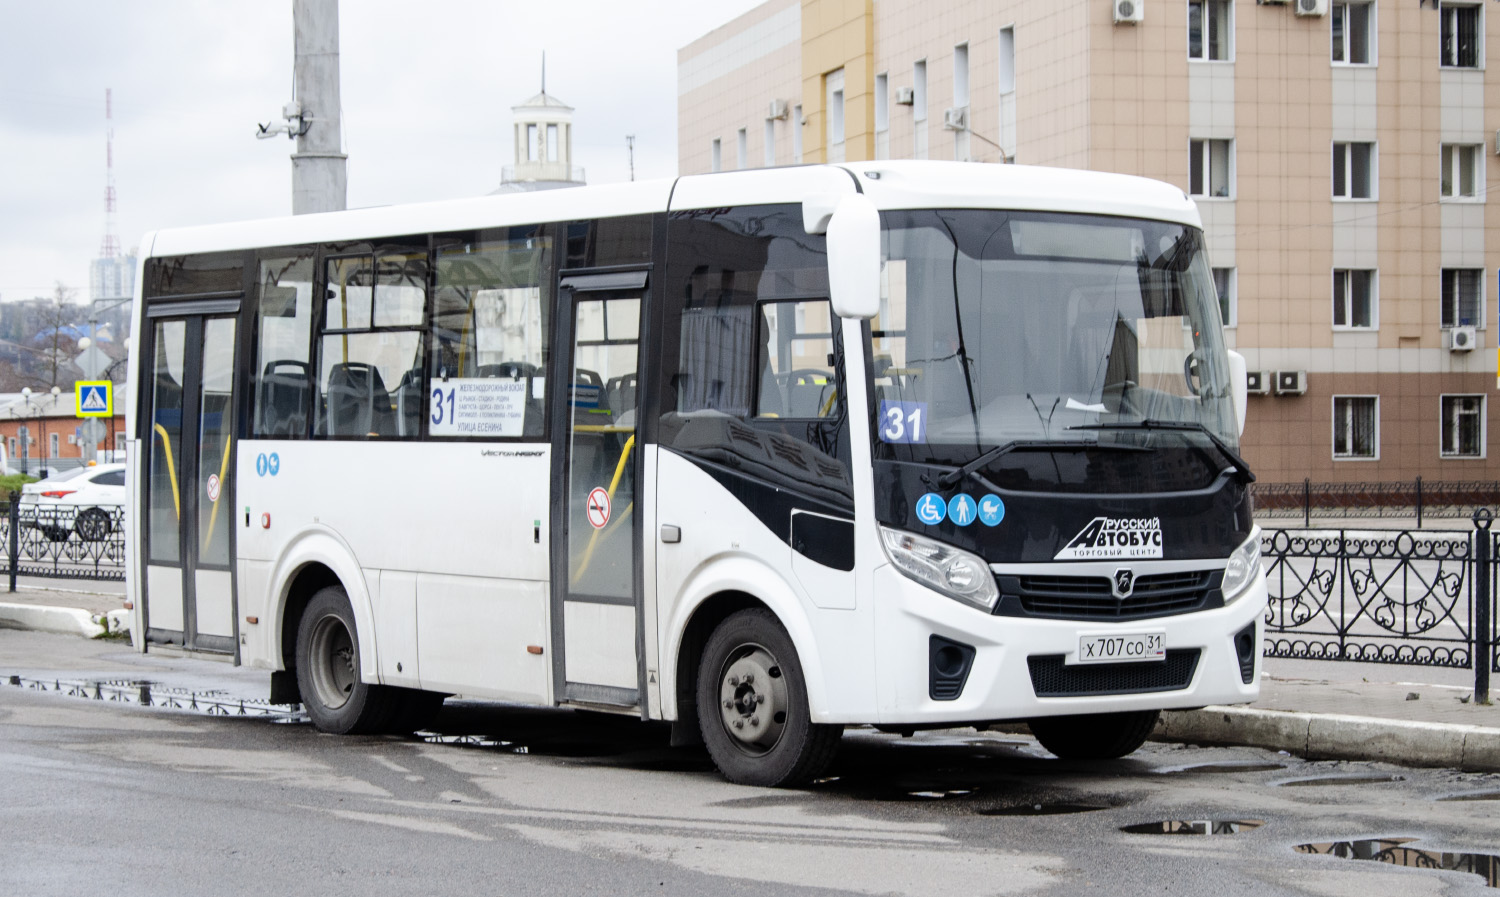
[316,250,427,440]
[430,229,552,439]
[252,251,315,438]
[659,204,852,506]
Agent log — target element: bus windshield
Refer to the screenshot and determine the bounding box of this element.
[872,209,1237,481]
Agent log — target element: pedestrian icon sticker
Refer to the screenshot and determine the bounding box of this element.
[916,492,947,526]
[977,495,1005,527]
[75,381,112,418]
[947,493,977,527]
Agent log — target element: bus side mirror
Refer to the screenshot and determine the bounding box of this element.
[1227,349,1247,437]
[826,194,881,321]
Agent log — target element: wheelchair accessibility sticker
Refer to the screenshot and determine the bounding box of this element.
[916,492,947,526]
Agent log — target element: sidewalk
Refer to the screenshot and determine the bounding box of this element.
[0,583,129,637]
[1,586,1497,772]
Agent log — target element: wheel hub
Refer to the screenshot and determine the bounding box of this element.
[717,647,787,754]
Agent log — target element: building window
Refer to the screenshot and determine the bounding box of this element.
[526,124,537,161]
[711,138,721,173]
[546,124,558,162]
[736,128,747,170]
[1440,144,1480,199]
[764,119,775,168]
[1441,395,1485,458]
[953,43,969,108]
[1440,2,1480,68]
[913,60,928,159]
[1333,396,1379,459]
[826,68,845,163]
[1189,139,1232,198]
[999,27,1016,93]
[1213,267,1236,327]
[1188,0,1232,61]
[1332,2,1372,64]
[875,73,889,132]
[49,433,58,457]
[1333,269,1377,328]
[1332,142,1375,199]
[792,105,802,163]
[1442,268,1483,328]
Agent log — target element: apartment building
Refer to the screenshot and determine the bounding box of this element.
[678,0,1500,483]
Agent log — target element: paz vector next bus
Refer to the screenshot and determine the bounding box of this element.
[126,161,1264,786]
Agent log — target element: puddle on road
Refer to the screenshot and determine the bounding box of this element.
[1122,819,1264,835]
[1154,762,1287,775]
[1296,839,1500,889]
[979,803,1110,817]
[1274,774,1406,787]
[1436,790,1500,802]
[3,673,305,721]
[417,732,529,753]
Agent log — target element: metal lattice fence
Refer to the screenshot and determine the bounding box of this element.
[0,501,126,582]
[1253,479,1500,523]
[1260,517,1499,698]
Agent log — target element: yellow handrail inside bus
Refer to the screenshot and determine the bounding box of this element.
[151,423,181,520]
[201,435,232,551]
[570,432,635,587]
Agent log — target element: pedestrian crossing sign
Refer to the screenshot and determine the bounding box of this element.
[76,381,112,418]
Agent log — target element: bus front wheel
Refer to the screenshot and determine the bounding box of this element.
[295,585,397,735]
[696,609,842,787]
[1027,709,1160,760]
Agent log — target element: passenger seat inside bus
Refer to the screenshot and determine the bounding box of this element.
[260,360,310,436]
[326,362,395,437]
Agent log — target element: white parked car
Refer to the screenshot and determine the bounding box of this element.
[18,463,126,541]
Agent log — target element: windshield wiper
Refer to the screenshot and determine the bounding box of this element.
[934,439,1149,490]
[1066,419,1256,484]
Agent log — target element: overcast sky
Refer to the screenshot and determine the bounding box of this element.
[0,0,759,301]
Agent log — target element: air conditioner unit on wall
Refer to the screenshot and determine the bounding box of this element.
[1294,0,1328,17]
[1274,370,1308,395]
[942,107,968,131]
[1246,371,1271,395]
[894,86,914,106]
[1113,0,1144,24]
[1446,325,1477,352]
[768,99,788,121]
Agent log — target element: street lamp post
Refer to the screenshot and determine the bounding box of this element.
[78,295,132,462]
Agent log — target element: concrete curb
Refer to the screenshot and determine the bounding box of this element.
[1156,705,1500,772]
[0,602,105,639]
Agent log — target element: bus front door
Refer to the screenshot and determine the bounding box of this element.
[141,310,240,656]
[550,272,646,708]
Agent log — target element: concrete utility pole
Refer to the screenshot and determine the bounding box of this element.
[292,0,347,214]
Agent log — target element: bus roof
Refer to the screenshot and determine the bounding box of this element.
[142,161,1201,259]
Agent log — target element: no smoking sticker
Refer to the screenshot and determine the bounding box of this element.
[586,487,611,529]
[206,473,221,502]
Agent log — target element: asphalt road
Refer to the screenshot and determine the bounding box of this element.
[2,632,1497,896]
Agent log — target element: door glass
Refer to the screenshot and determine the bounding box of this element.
[148,320,187,564]
[567,294,640,598]
[196,318,236,566]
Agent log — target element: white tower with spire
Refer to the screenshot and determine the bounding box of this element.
[497,56,585,193]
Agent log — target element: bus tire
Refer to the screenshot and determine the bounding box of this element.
[1027,709,1161,760]
[295,585,396,735]
[697,608,842,787]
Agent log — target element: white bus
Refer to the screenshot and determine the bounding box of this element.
[126,161,1264,786]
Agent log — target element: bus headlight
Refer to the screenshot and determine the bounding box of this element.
[880,526,1000,612]
[1221,529,1263,604]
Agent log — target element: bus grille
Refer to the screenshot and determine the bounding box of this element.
[995,570,1220,621]
[1027,649,1200,698]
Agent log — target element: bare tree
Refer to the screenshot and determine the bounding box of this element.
[26,284,84,392]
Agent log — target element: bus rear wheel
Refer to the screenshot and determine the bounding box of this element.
[696,609,842,787]
[1027,709,1161,760]
[295,585,396,734]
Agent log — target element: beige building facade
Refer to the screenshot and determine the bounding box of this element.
[678,0,1500,484]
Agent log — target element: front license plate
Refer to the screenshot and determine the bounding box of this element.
[1071,631,1166,665]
